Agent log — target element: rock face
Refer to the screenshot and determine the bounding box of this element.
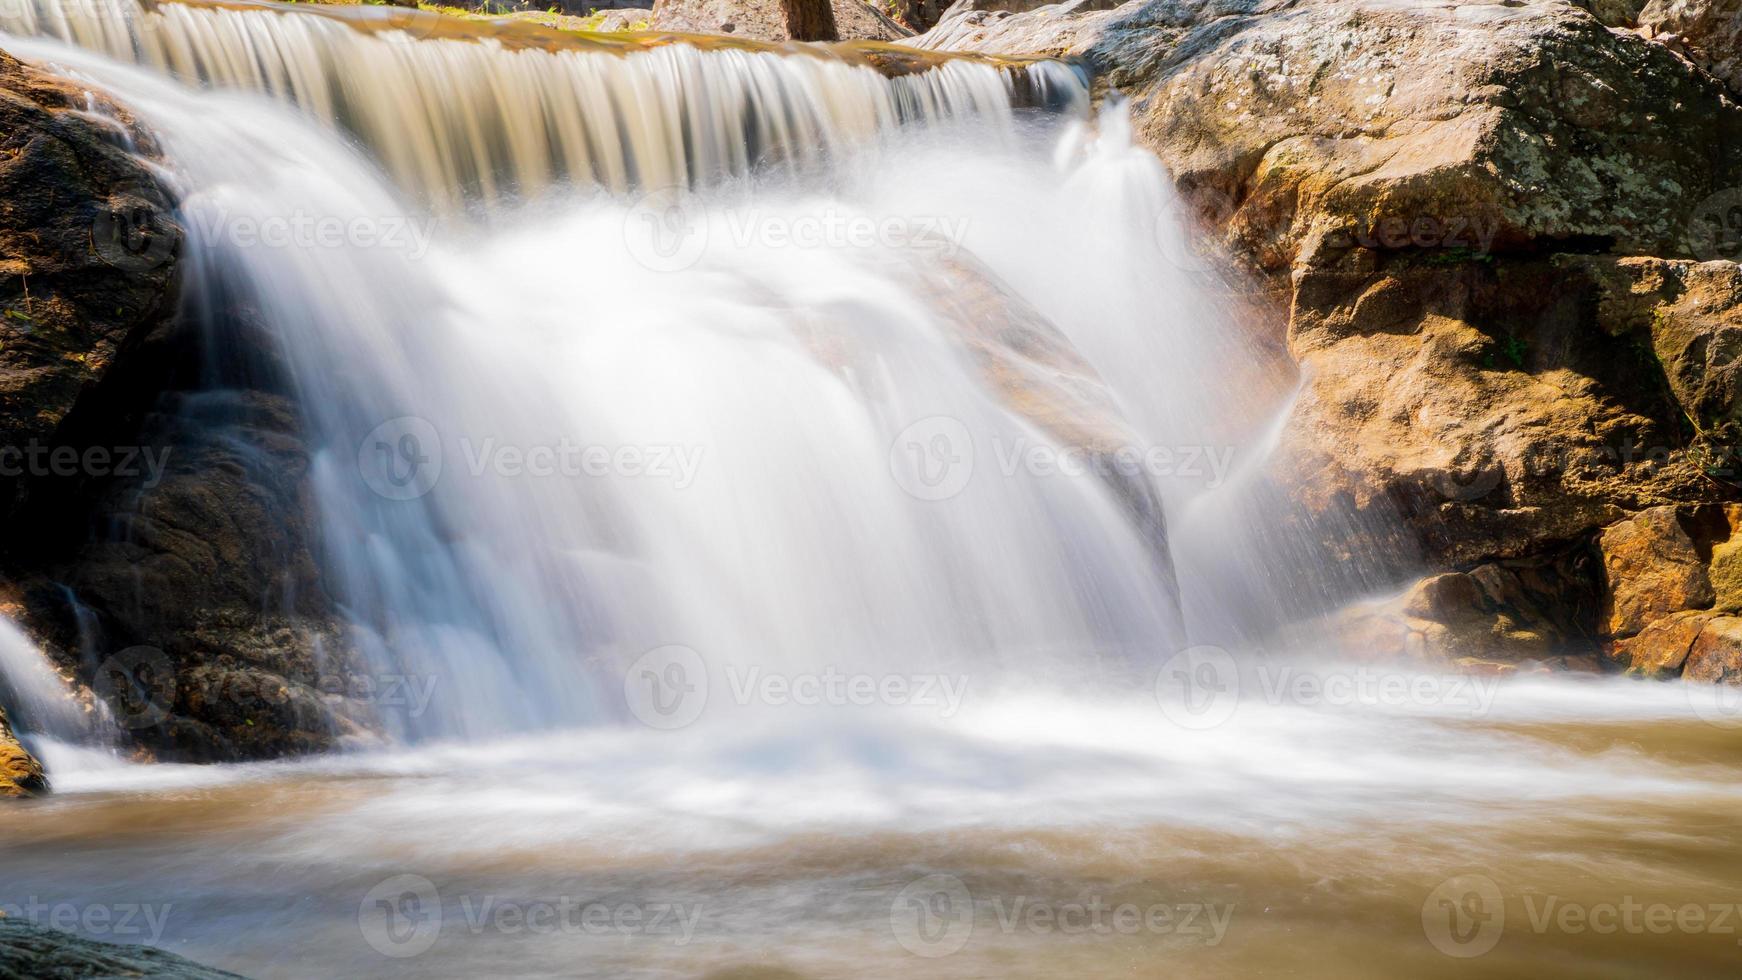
[0,705,45,797]
[650,0,912,40]
[1642,0,1742,96]
[916,0,1742,672]
[0,922,246,979]
[0,50,376,766]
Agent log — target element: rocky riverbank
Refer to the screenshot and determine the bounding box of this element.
[0,921,245,978]
[919,0,1742,679]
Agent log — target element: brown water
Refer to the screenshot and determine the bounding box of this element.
[5,674,1742,978]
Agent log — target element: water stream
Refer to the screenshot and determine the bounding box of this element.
[0,3,1737,977]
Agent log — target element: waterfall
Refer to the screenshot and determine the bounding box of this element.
[0,0,1075,208]
[0,3,1278,743]
[0,616,88,742]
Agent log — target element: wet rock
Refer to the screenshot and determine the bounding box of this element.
[0,921,246,978]
[1685,612,1742,680]
[0,49,180,519]
[1308,546,1600,663]
[924,0,1742,676]
[0,704,45,797]
[0,49,372,761]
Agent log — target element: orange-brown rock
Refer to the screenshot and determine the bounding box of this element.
[0,705,45,797]
[1598,506,1718,637]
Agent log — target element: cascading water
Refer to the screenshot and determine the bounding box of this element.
[0,2,1247,743]
[4,6,1742,979]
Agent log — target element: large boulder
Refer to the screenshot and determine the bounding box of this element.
[917,0,1742,668]
[0,49,376,762]
[1642,0,1742,96]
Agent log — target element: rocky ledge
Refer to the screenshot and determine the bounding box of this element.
[0,922,245,979]
[918,0,1742,678]
[0,47,379,771]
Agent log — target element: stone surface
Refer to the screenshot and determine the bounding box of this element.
[650,0,912,40]
[0,49,181,519]
[1597,505,1717,637]
[0,704,45,797]
[1642,0,1742,96]
[1309,547,1601,663]
[0,48,375,763]
[1684,611,1742,680]
[1611,609,1717,674]
[0,922,245,978]
[918,0,1742,670]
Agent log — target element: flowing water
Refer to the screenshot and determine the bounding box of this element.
[0,3,1739,977]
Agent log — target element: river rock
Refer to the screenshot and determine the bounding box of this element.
[0,704,45,797]
[0,922,246,978]
[1641,0,1742,96]
[920,0,1742,670]
[0,48,377,762]
[650,0,912,40]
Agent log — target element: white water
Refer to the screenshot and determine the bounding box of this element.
[0,4,1253,745]
[0,618,88,742]
[3,7,1742,978]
